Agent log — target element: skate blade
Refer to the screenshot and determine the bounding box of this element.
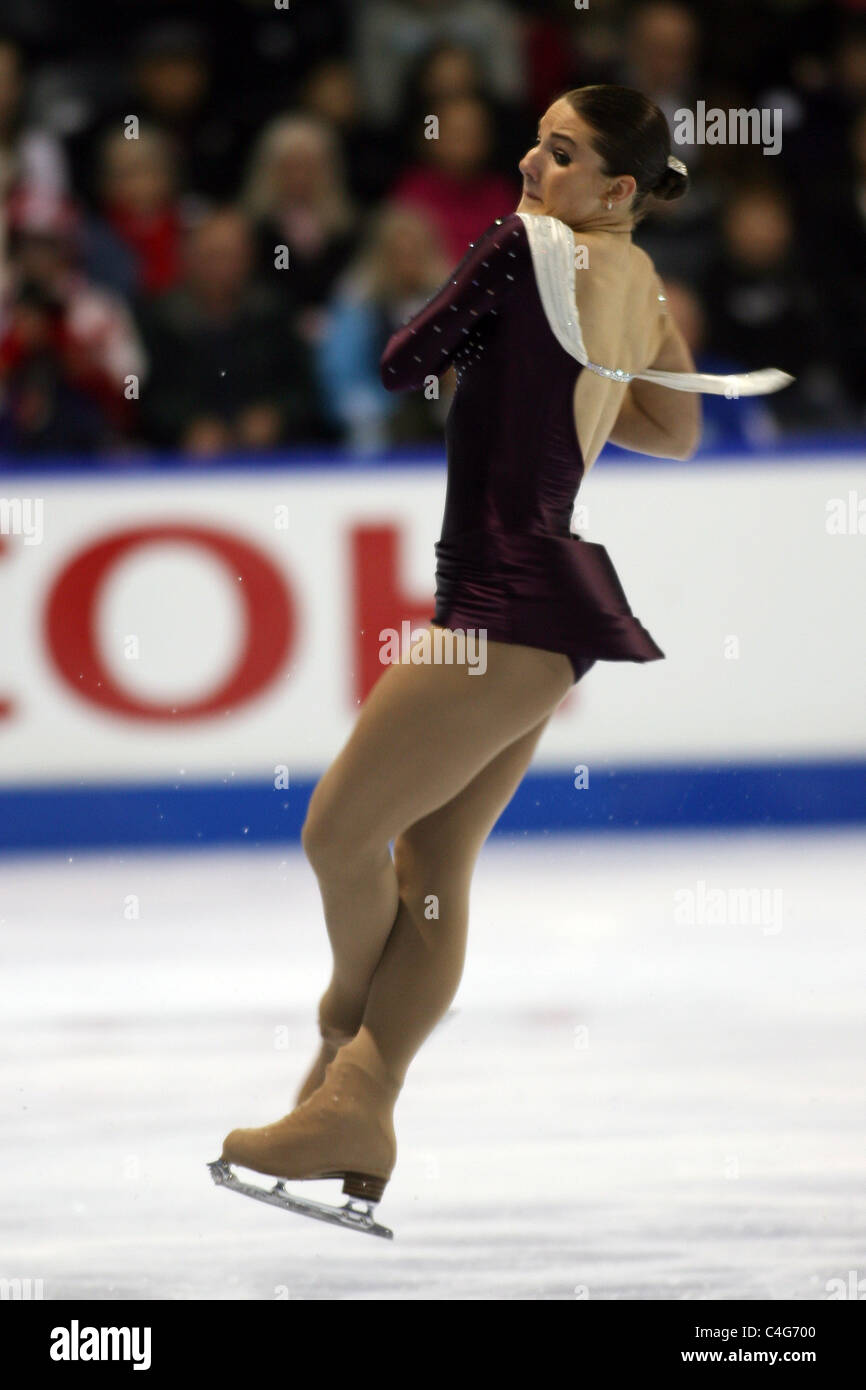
[207,1159,394,1240]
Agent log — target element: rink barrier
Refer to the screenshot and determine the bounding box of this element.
[1,433,864,850]
[1,760,864,853]
[3,428,866,477]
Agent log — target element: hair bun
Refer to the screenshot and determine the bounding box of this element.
[653,153,689,202]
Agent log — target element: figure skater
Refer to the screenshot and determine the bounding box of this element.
[214,85,791,1234]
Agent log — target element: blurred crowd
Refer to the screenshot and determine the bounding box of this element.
[0,0,864,465]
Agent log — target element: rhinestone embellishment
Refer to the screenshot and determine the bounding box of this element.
[585,362,634,382]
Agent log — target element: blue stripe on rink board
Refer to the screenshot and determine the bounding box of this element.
[0,431,864,478]
[0,761,864,853]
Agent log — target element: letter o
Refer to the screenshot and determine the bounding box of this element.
[44,524,294,720]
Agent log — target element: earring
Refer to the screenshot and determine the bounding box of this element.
[606,200,612,210]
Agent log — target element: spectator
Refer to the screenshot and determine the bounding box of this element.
[387,93,520,262]
[519,3,592,112]
[352,0,524,127]
[622,2,701,153]
[661,278,781,451]
[65,20,251,209]
[783,20,866,185]
[802,103,866,419]
[622,3,719,281]
[700,182,855,432]
[136,207,329,458]
[0,189,146,456]
[0,34,69,203]
[0,32,70,302]
[393,40,532,185]
[242,114,359,345]
[316,204,452,451]
[90,125,185,300]
[299,59,399,207]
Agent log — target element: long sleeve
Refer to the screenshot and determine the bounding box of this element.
[379,211,529,393]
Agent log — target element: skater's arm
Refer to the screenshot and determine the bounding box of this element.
[607,316,702,460]
[379,213,529,393]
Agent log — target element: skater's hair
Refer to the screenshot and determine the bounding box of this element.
[559,84,689,224]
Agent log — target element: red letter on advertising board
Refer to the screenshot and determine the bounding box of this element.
[350,523,435,703]
[45,524,294,720]
[349,521,581,715]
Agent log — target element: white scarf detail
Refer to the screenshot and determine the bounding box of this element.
[515,211,793,397]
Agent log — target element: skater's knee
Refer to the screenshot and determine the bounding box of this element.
[302,790,379,876]
[301,800,344,872]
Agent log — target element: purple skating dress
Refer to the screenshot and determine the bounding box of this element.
[379,211,665,684]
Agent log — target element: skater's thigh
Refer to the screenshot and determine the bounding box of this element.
[305,631,572,847]
[394,712,553,883]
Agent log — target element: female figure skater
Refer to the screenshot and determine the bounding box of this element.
[216,86,790,1231]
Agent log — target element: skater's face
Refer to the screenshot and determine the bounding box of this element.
[518,99,637,231]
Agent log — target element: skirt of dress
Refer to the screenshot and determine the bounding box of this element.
[431,527,665,685]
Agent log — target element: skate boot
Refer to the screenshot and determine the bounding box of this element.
[211,1055,398,1237]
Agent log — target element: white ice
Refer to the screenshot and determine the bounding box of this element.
[1,829,864,1301]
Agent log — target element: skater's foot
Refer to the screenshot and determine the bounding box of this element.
[222,1055,398,1199]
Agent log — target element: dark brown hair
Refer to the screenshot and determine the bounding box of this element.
[559,84,688,223]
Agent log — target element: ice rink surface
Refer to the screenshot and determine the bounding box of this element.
[2,829,864,1301]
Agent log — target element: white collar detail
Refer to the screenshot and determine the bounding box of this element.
[514,211,793,398]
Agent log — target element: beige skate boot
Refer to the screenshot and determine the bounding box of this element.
[221,1054,398,1204]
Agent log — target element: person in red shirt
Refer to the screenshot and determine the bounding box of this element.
[0,189,146,453]
[97,125,185,298]
[388,93,520,262]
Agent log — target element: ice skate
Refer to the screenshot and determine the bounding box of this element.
[210,1056,398,1239]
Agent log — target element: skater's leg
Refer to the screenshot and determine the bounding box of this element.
[339,710,557,1090]
[302,632,574,1039]
[222,640,590,1190]
[221,710,560,1188]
